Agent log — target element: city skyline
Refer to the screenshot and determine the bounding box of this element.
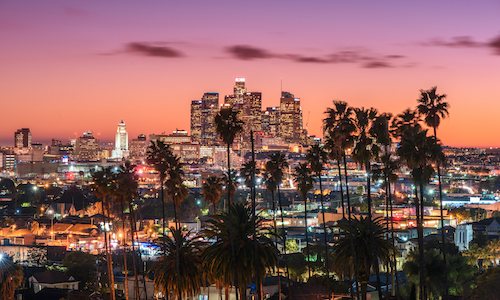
[2,1,500,147]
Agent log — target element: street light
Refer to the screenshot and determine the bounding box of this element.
[47,209,54,244]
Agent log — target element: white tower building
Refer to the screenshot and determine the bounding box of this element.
[112,120,129,159]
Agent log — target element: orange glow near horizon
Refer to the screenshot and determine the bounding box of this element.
[1,1,500,148]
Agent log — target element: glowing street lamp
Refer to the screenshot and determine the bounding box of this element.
[47,209,54,244]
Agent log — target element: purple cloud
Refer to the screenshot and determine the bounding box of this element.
[125,42,184,58]
[489,35,500,55]
[226,45,273,60]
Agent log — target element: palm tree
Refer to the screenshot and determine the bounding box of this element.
[114,162,139,300]
[417,86,450,296]
[323,130,346,219]
[214,106,244,300]
[147,140,175,299]
[331,217,392,300]
[202,176,224,214]
[150,227,204,300]
[397,126,443,300]
[262,169,283,300]
[202,203,278,300]
[0,255,23,300]
[92,167,116,300]
[267,152,292,288]
[306,144,330,278]
[294,162,315,281]
[323,100,359,298]
[165,153,186,229]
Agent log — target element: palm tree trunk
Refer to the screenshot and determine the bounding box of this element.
[277,185,291,294]
[365,163,382,300]
[386,175,400,300]
[433,126,449,297]
[343,153,360,300]
[101,198,116,300]
[271,191,282,300]
[128,202,141,300]
[120,201,129,300]
[419,183,427,300]
[250,131,262,300]
[161,180,169,300]
[317,171,330,280]
[173,200,182,300]
[303,196,311,280]
[337,160,345,219]
[227,143,239,300]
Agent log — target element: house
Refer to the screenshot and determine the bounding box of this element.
[29,270,79,293]
[455,223,473,251]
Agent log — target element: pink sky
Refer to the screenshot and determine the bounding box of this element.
[1,0,500,147]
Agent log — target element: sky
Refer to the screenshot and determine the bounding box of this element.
[1,0,500,148]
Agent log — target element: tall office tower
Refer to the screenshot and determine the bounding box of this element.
[75,131,99,161]
[224,78,247,110]
[279,91,303,143]
[190,100,202,143]
[14,128,32,148]
[241,92,262,148]
[129,134,148,163]
[201,92,220,145]
[112,120,129,159]
[262,107,280,137]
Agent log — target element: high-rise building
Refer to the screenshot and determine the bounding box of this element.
[190,100,202,143]
[279,92,303,143]
[241,92,262,148]
[129,134,148,163]
[224,78,247,111]
[262,107,280,137]
[14,128,31,148]
[201,92,220,145]
[112,120,129,159]
[74,131,99,161]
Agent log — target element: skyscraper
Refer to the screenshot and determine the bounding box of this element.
[75,131,99,161]
[224,78,247,111]
[262,106,280,137]
[241,92,262,148]
[279,92,303,143]
[111,120,129,159]
[201,92,220,145]
[190,100,202,143]
[14,128,31,148]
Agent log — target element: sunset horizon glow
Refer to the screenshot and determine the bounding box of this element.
[2,1,499,148]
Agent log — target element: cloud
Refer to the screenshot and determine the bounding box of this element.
[363,61,392,68]
[226,45,273,60]
[125,42,184,58]
[488,35,500,55]
[62,6,91,17]
[294,56,330,63]
[420,36,483,48]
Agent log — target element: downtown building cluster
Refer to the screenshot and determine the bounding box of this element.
[190,78,315,149]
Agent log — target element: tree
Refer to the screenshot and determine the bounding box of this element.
[0,255,23,300]
[202,176,223,214]
[404,249,475,299]
[331,217,392,300]
[214,106,244,300]
[202,203,278,299]
[417,86,450,296]
[267,152,292,289]
[294,162,315,281]
[150,228,203,300]
[147,140,175,299]
[92,167,116,300]
[114,162,140,300]
[397,123,443,300]
[324,100,360,298]
[63,251,97,288]
[306,144,330,277]
[27,244,47,266]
